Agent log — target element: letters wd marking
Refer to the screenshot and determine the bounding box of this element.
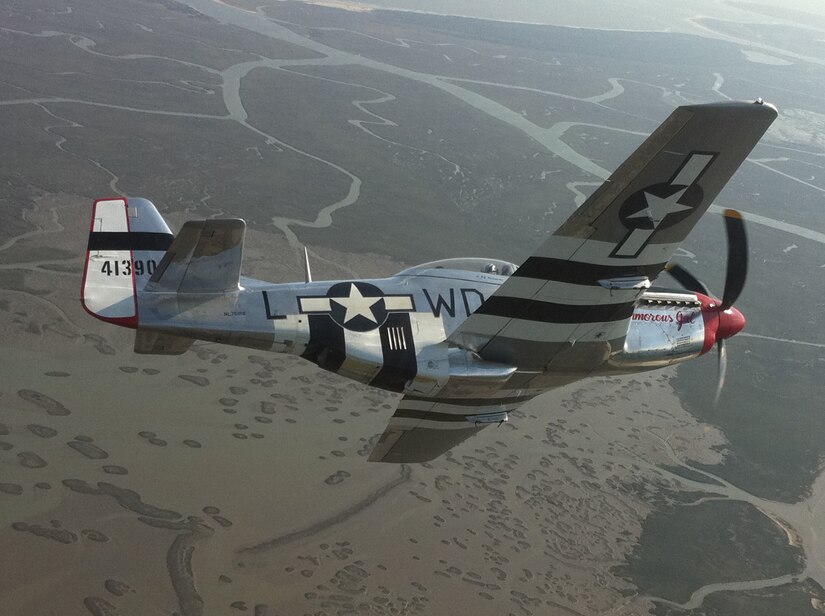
[298,281,414,332]
[612,152,716,259]
[423,288,456,318]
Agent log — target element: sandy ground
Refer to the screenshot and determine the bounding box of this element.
[2,0,825,611]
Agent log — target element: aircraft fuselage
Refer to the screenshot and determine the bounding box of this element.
[137,262,720,403]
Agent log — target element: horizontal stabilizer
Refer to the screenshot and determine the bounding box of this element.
[134,330,194,355]
[145,219,245,294]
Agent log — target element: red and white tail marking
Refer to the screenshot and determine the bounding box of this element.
[81,198,139,328]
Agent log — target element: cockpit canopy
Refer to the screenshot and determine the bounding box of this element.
[396,258,518,277]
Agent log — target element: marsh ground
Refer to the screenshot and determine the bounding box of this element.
[2,1,825,614]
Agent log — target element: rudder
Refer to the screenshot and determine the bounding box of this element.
[81,197,173,327]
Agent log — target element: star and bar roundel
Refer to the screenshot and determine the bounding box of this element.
[612,151,717,259]
[298,282,416,332]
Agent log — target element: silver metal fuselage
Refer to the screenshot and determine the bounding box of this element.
[82,100,776,461]
[137,260,707,402]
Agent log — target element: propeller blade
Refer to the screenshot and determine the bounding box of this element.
[713,338,728,408]
[666,263,710,296]
[721,209,748,310]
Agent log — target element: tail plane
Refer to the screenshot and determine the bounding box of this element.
[82,197,244,355]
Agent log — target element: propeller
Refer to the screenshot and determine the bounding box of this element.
[720,209,748,310]
[666,261,709,297]
[715,337,728,408]
[666,209,748,408]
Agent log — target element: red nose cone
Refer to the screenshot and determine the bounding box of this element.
[716,307,746,340]
[696,293,747,354]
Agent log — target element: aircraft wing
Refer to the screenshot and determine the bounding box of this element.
[368,394,526,463]
[448,100,777,371]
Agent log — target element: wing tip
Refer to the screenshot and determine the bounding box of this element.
[681,98,778,121]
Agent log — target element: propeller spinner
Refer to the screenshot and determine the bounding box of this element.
[666,209,749,407]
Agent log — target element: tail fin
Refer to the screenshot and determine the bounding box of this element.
[81,197,173,328]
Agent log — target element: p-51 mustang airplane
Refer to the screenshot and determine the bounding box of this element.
[82,100,776,463]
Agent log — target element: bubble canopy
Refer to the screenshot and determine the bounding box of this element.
[396,258,518,277]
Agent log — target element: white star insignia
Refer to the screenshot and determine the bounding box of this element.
[628,187,693,226]
[331,284,380,325]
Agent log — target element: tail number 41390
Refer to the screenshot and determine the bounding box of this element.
[100,259,157,276]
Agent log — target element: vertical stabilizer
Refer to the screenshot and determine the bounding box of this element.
[81,197,173,328]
